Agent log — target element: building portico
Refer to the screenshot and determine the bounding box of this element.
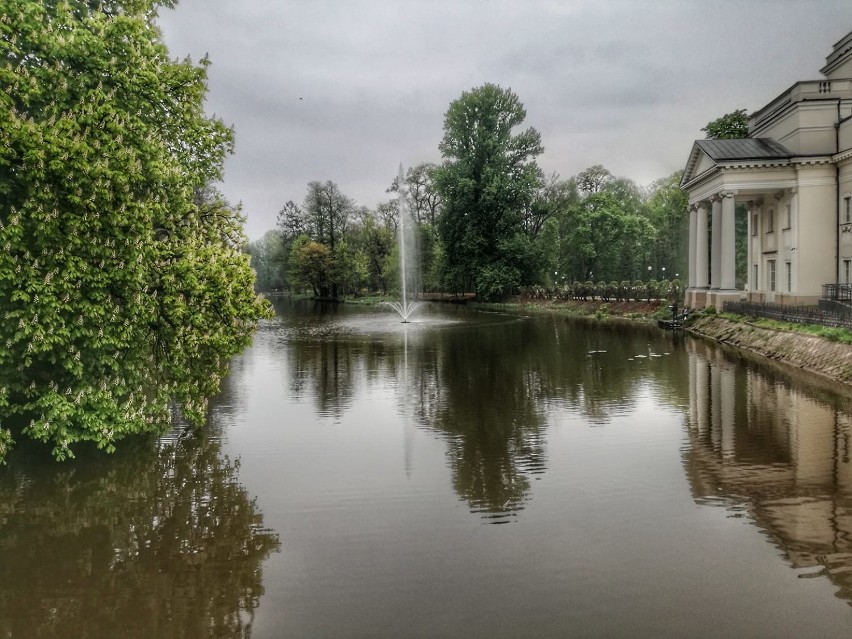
[682,30,852,310]
[687,193,737,308]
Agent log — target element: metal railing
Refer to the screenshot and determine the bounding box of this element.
[723,301,852,329]
[822,283,852,302]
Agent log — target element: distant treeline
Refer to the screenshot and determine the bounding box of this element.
[248,84,695,301]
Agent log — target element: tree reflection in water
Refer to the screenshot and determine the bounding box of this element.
[419,316,688,520]
[279,304,688,523]
[427,319,548,521]
[0,426,280,638]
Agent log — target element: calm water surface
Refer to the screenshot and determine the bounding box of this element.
[3,299,852,637]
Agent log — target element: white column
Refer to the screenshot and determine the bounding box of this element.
[749,198,764,294]
[695,354,709,437]
[720,192,737,291]
[790,188,798,293]
[687,205,698,290]
[695,202,709,290]
[710,195,722,290]
[720,366,736,459]
[710,360,722,450]
[688,349,698,430]
[746,201,754,292]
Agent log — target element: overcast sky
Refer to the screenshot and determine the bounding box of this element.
[158,1,852,239]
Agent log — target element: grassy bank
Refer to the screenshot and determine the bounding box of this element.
[686,313,852,387]
[674,305,852,345]
[707,311,852,345]
[329,292,673,322]
[478,297,672,322]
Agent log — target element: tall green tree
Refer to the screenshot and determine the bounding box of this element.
[644,172,689,279]
[302,180,353,298]
[576,164,614,196]
[351,206,395,294]
[289,236,334,298]
[602,176,644,217]
[0,0,269,461]
[387,162,443,227]
[302,180,353,252]
[276,200,305,243]
[433,83,544,300]
[702,108,749,139]
[525,172,577,240]
[560,192,654,282]
[263,199,306,291]
[248,229,288,291]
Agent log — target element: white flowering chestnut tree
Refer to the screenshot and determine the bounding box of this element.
[0,0,270,461]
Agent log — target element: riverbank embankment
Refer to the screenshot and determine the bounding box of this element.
[488,297,665,320]
[499,297,852,389]
[686,315,852,386]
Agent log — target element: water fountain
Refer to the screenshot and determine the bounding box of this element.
[385,164,422,323]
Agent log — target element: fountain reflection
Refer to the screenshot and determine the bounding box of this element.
[684,340,852,604]
[276,301,694,523]
[0,425,280,638]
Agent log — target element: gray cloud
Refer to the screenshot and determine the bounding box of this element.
[159,0,852,238]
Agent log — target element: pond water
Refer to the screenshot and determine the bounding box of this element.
[3,299,852,637]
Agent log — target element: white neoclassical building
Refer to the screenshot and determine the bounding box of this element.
[682,30,852,309]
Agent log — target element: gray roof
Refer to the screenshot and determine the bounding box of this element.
[681,137,795,187]
[694,138,793,161]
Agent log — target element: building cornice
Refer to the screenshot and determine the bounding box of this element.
[683,155,836,194]
[793,156,835,168]
[750,79,852,136]
[686,168,800,205]
[834,148,852,164]
[820,30,852,76]
[682,161,792,192]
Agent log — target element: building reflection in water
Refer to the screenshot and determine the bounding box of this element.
[684,339,852,604]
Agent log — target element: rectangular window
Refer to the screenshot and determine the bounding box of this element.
[785,261,792,292]
[767,209,774,233]
[767,260,776,291]
[752,213,758,236]
[845,259,851,284]
[753,264,758,289]
[784,205,791,230]
[845,197,851,224]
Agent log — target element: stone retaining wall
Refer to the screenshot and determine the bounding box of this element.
[687,315,852,386]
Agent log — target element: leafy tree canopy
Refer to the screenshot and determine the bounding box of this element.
[702,108,750,139]
[248,229,289,292]
[386,162,443,227]
[289,237,334,298]
[561,192,655,283]
[0,0,270,461]
[576,164,614,196]
[433,83,543,299]
[524,172,577,240]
